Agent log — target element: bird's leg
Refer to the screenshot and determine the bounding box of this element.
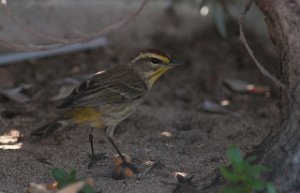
[88,128,106,169]
[106,126,138,178]
[106,126,116,138]
[106,126,126,161]
[106,135,126,162]
[89,133,96,159]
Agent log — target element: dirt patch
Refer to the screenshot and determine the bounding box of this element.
[0,6,279,193]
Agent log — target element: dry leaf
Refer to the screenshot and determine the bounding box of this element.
[0,84,31,103]
[27,183,53,193]
[28,181,87,193]
[57,181,85,193]
[50,85,75,101]
[198,100,240,117]
[0,129,23,150]
[198,100,230,114]
[0,129,21,144]
[46,182,58,190]
[223,79,270,95]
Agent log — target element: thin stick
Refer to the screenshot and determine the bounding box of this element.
[238,0,289,92]
[74,0,152,44]
[0,0,152,51]
[0,38,39,50]
[0,3,68,43]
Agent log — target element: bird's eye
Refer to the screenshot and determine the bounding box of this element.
[151,58,162,64]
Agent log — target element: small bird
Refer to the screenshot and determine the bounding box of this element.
[31,49,178,171]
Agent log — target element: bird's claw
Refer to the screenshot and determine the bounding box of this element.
[112,155,138,180]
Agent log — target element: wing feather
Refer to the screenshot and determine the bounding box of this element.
[57,67,147,109]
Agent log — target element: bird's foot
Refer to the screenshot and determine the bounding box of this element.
[112,154,138,180]
[88,153,107,169]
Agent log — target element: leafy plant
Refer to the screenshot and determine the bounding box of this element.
[219,146,276,193]
[51,168,94,193]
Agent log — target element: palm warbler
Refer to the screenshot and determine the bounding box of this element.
[31,49,178,170]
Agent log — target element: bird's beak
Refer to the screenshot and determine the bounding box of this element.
[168,61,185,67]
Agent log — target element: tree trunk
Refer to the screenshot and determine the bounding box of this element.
[254,0,300,192]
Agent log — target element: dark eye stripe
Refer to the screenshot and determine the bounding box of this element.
[151,58,162,64]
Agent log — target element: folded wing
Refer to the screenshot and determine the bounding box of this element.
[57,67,147,109]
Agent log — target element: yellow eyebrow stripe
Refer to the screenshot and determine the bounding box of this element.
[139,53,170,63]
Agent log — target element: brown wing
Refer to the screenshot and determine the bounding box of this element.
[57,67,147,109]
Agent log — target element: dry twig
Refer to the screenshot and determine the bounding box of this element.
[238,0,291,94]
[0,0,152,51]
[0,3,68,43]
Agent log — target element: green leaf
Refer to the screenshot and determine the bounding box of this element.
[81,184,94,193]
[51,168,79,189]
[227,146,243,171]
[220,166,241,182]
[219,186,245,193]
[51,168,69,182]
[266,183,277,193]
[213,0,228,39]
[246,179,265,190]
[50,168,95,192]
[227,146,243,165]
[69,170,77,181]
[250,164,268,176]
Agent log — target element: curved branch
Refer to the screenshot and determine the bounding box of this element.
[0,3,68,43]
[0,0,152,51]
[239,0,288,91]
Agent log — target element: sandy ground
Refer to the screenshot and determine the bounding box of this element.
[0,3,280,193]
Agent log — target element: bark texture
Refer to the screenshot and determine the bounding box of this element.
[255,0,300,192]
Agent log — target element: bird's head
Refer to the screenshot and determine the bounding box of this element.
[129,49,176,87]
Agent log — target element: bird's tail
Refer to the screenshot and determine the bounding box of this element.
[30,117,69,137]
